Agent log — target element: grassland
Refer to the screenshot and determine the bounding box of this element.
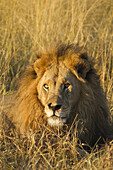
[0,0,113,169]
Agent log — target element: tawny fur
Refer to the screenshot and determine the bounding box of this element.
[10,44,112,146]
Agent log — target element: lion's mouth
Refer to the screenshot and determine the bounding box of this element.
[47,116,67,126]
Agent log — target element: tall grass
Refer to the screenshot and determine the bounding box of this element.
[0,0,113,96]
[0,0,113,169]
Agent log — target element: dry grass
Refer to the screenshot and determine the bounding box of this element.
[0,0,113,169]
[0,126,113,169]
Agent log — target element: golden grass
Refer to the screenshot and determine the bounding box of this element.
[0,127,113,169]
[0,0,113,169]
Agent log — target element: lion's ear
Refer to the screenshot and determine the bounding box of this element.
[76,64,87,79]
[79,52,88,60]
[35,54,41,59]
[76,53,90,79]
[34,58,41,74]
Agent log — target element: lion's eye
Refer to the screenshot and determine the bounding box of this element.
[64,83,70,89]
[43,84,49,91]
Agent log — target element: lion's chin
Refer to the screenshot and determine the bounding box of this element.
[47,116,67,127]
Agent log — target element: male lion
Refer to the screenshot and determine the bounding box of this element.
[10,44,112,147]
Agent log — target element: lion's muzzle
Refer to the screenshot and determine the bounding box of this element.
[45,101,67,126]
[48,103,62,114]
[45,102,62,118]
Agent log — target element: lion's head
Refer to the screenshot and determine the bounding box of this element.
[11,44,112,146]
[36,60,80,127]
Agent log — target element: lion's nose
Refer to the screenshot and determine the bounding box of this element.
[48,103,62,111]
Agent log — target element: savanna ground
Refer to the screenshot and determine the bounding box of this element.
[0,0,113,169]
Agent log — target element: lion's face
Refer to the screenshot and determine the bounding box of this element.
[37,63,80,127]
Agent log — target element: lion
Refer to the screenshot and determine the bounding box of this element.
[9,44,112,147]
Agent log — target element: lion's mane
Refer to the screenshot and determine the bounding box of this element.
[11,44,112,146]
